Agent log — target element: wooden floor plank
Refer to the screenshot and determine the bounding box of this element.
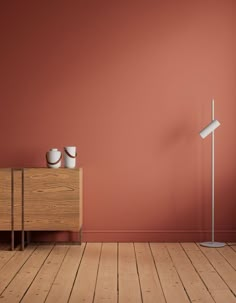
[0,250,16,271]
[182,243,236,303]
[0,245,53,303]
[21,245,69,303]
[166,243,215,303]
[134,243,166,303]
[217,245,236,271]
[150,243,190,303]
[118,243,142,303]
[69,243,102,303]
[199,244,236,296]
[230,245,236,252]
[0,245,36,295]
[45,244,85,303]
[94,243,118,303]
[229,245,236,255]
[0,242,235,303]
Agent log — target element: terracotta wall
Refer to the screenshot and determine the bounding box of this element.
[0,0,236,242]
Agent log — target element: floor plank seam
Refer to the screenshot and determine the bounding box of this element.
[67,242,87,303]
[0,245,38,297]
[19,244,55,303]
[216,246,236,272]
[232,247,236,253]
[92,242,103,303]
[117,242,119,303]
[165,243,192,303]
[148,243,168,303]
[44,245,71,302]
[133,243,144,303]
[180,243,217,303]
[0,250,17,272]
[198,244,236,297]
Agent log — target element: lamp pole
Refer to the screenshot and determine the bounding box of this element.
[211,99,215,243]
[200,99,225,248]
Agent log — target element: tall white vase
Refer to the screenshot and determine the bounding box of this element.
[46,148,62,168]
[64,146,77,168]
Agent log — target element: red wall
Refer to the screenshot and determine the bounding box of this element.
[0,0,236,242]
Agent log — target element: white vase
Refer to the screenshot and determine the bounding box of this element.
[46,148,62,168]
[64,146,77,168]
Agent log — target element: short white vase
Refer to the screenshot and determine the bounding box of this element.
[64,146,77,168]
[46,148,62,168]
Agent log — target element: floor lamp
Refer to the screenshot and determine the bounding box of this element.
[199,99,225,248]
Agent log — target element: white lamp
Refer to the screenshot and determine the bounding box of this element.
[199,99,225,248]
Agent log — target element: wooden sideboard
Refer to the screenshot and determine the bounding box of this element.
[0,168,83,250]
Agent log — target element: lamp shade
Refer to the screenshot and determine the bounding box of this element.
[199,119,220,139]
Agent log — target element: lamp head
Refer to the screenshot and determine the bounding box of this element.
[200,119,220,139]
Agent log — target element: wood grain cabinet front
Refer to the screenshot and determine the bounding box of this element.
[0,169,12,231]
[0,168,83,250]
[23,168,82,232]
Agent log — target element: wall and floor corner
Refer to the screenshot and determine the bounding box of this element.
[0,0,235,242]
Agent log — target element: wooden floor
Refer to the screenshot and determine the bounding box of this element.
[0,243,236,303]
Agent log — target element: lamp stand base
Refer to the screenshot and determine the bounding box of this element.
[200,241,226,248]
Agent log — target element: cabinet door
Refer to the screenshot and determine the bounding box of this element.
[24,168,81,231]
[0,169,12,230]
